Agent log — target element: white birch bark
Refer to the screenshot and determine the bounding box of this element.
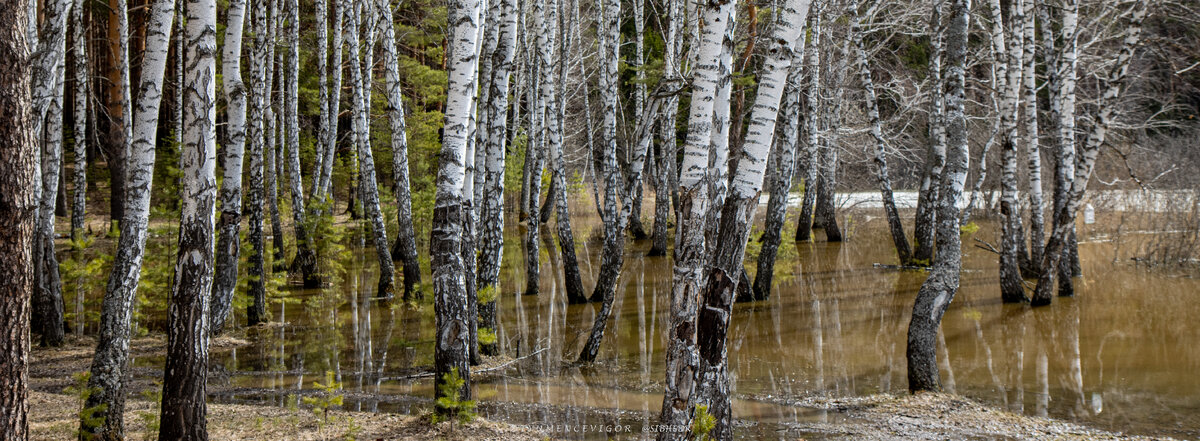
[83,0,176,435]
[347,0,396,297]
[246,0,270,327]
[657,1,735,437]
[380,0,423,300]
[694,1,812,437]
[70,0,88,241]
[1032,0,1147,305]
[158,0,217,431]
[433,0,482,406]
[313,0,330,200]
[1023,0,1044,265]
[211,0,248,333]
[476,0,519,351]
[284,0,318,286]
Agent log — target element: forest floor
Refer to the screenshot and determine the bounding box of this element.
[28,334,1174,440]
[27,333,545,441]
[771,393,1173,440]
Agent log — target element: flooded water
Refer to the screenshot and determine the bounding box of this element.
[180,200,1199,439]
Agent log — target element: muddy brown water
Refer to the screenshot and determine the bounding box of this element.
[126,205,1200,439]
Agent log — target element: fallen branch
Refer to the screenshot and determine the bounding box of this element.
[973,237,1001,255]
[377,346,549,382]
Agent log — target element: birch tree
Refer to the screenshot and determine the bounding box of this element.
[545,0,587,305]
[649,0,682,257]
[211,0,248,334]
[476,0,519,350]
[284,0,319,287]
[381,0,424,300]
[158,0,217,433]
[907,0,970,393]
[1032,0,1148,306]
[29,0,73,349]
[913,2,946,264]
[657,2,735,436]
[71,0,88,241]
[432,0,482,408]
[347,0,396,298]
[0,2,38,435]
[989,0,1030,303]
[83,0,176,435]
[1051,0,1081,297]
[693,1,812,437]
[246,0,272,326]
[1023,0,1044,265]
[751,16,810,301]
[851,0,914,265]
[795,11,823,242]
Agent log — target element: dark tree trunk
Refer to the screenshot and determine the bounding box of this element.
[908,0,969,394]
[538,177,555,224]
[0,9,37,435]
[814,175,842,241]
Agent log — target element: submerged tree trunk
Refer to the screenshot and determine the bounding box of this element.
[476,0,518,355]
[381,0,423,301]
[657,2,735,436]
[908,0,969,393]
[851,2,912,265]
[83,0,176,435]
[1051,0,1079,298]
[751,25,809,302]
[284,0,318,288]
[693,2,812,438]
[1032,0,1146,306]
[347,0,395,298]
[648,0,682,258]
[1022,0,1044,266]
[158,0,217,436]
[795,12,822,243]
[545,0,586,305]
[991,0,1029,303]
[211,0,248,334]
[0,5,37,435]
[913,3,946,264]
[432,0,481,409]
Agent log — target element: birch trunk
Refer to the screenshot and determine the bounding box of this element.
[0,4,37,436]
[751,23,809,301]
[477,0,519,354]
[913,3,946,263]
[1023,0,1044,265]
[523,0,549,297]
[851,1,913,265]
[649,0,683,257]
[433,0,481,408]
[626,0,649,240]
[657,2,735,435]
[313,0,329,201]
[546,0,586,305]
[319,0,343,197]
[30,0,73,349]
[71,0,88,241]
[246,0,270,328]
[380,0,423,300]
[211,0,248,334]
[693,2,812,437]
[157,0,217,436]
[347,0,396,298]
[795,11,822,242]
[989,0,1028,303]
[284,0,319,287]
[1051,0,1080,297]
[908,0,970,393]
[265,0,286,271]
[1032,0,1146,306]
[83,0,176,435]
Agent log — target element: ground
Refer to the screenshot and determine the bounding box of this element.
[28,335,1175,440]
[776,393,1172,440]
